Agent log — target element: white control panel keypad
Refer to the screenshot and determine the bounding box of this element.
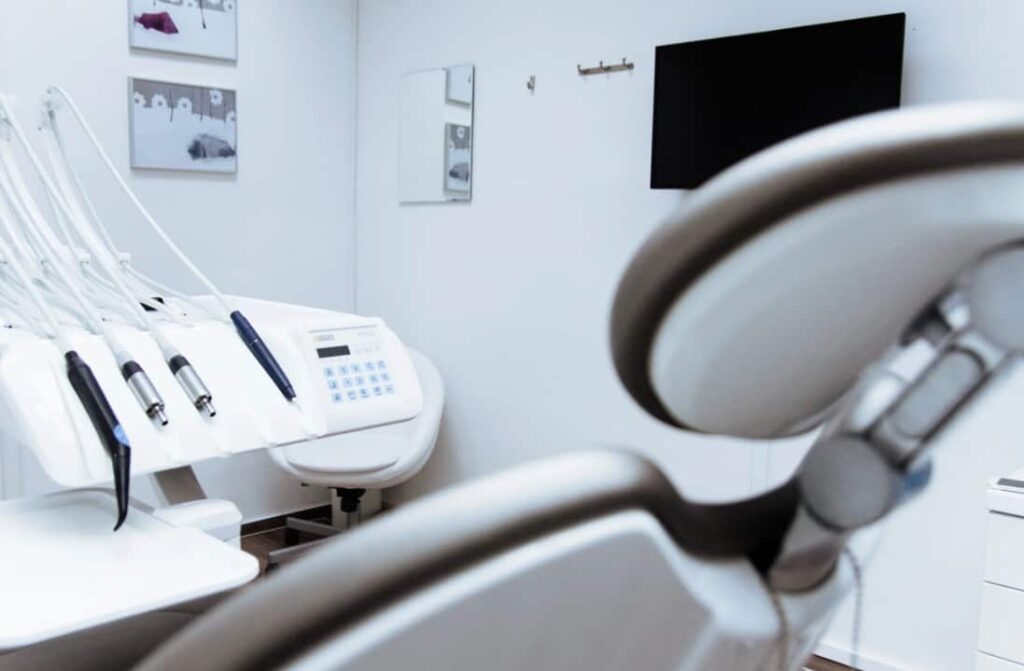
[313,326,397,406]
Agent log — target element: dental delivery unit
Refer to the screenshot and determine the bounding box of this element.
[0,86,441,666]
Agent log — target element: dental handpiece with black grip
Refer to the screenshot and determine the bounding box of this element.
[121,360,168,425]
[168,354,216,417]
[65,351,132,531]
[230,310,296,401]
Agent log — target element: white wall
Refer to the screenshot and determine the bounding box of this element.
[354,1,1024,670]
[0,0,358,520]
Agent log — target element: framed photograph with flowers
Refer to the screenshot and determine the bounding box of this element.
[129,78,237,173]
[129,0,238,62]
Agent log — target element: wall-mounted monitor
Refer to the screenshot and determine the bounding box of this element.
[651,13,905,189]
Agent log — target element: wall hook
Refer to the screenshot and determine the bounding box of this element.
[527,75,536,92]
[577,58,634,77]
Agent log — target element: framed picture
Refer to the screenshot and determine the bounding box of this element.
[130,78,237,173]
[444,123,472,193]
[129,0,238,61]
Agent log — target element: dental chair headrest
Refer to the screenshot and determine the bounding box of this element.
[612,102,1024,439]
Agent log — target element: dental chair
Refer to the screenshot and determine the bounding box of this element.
[265,349,444,565]
[136,102,1024,670]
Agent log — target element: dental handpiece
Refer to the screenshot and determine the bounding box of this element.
[121,360,168,425]
[168,354,216,417]
[230,310,296,401]
[65,350,131,530]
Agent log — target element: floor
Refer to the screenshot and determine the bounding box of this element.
[239,510,856,670]
[239,505,329,574]
[806,656,855,670]
[240,525,290,574]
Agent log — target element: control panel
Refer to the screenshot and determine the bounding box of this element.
[316,325,397,404]
[301,321,422,435]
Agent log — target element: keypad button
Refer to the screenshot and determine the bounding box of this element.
[327,380,339,390]
[332,393,343,403]
[369,374,379,384]
[351,363,362,373]
[323,367,334,377]
[377,360,387,369]
[385,385,395,395]
[338,365,349,375]
[342,378,354,388]
[355,376,365,386]
[359,388,369,399]
[373,386,383,396]
[347,391,357,401]
[380,372,391,382]
[366,362,376,371]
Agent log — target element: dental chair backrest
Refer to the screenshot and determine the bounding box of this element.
[137,450,815,671]
[136,102,1024,671]
[613,102,1024,439]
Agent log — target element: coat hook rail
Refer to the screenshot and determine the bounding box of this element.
[577,58,635,77]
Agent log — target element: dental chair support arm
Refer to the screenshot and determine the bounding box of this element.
[771,246,1024,591]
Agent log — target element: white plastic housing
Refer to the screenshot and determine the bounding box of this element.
[0,297,423,489]
[269,348,445,490]
[151,498,244,547]
[0,489,257,652]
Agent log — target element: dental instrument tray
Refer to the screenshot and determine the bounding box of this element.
[0,489,258,652]
[0,296,424,489]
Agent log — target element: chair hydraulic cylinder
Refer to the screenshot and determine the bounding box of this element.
[230,310,296,401]
[65,351,132,530]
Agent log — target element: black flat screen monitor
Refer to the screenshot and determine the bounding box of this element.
[651,13,905,189]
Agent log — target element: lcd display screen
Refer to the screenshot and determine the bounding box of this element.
[317,345,352,359]
[651,14,905,189]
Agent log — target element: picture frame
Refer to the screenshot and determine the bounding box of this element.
[129,77,238,174]
[444,123,472,193]
[129,0,238,62]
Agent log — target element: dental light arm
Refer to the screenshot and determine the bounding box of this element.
[771,246,1024,590]
[45,87,296,402]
